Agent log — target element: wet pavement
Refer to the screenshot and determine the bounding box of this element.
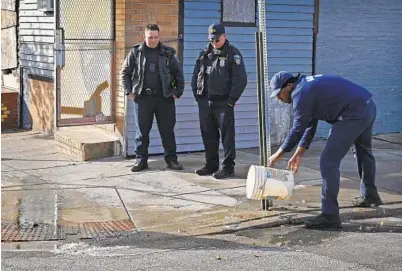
[1,130,402,243]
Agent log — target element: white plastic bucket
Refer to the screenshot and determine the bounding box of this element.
[246,165,295,200]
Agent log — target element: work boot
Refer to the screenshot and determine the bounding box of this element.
[195,166,218,176]
[167,160,183,170]
[352,195,383,207]
[131,161,148,172]
[212,168,235,179]
[305,214,342,229]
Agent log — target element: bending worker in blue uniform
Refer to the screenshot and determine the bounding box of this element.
[268,72,383,229]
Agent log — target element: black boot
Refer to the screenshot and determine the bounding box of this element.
[212,168,235,179]
[195,166,218,176]
[131,161,148,172]
[352,195,383,207]
[167,160,183,170]
[305,214,342,229]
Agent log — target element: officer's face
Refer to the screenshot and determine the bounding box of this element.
[144,30,160,48]
[210,34,226,49]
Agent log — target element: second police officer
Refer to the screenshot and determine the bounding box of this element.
[192,23,248,179]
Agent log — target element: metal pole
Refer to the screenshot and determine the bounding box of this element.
[255,32,265,166]
[257,0,273,210]
[258,32,268,165]
[257,0,271,160]
[53,0,58,129]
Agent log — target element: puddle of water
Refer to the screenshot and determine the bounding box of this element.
[127,202,277,235]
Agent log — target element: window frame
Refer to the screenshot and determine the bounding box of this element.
[221,0,257,27]
[37,0,54,13]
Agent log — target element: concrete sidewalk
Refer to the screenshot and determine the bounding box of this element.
[1,130,402,241]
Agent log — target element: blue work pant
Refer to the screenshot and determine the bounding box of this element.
[321,99,379,215]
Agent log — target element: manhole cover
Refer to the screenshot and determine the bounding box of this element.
[1,220,135,242]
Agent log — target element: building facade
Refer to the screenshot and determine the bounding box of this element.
[7,0,401,158]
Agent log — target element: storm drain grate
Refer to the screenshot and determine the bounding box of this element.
[1,220,135,242]
[1,223,59,242]
[76,220,135,239]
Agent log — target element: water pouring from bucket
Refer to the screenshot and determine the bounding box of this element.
[246,165,295,200]
[252,2,295,204]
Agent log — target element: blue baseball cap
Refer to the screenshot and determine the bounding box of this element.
[270,71,294,98]
[208,23,225,40]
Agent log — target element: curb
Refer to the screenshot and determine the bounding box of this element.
[289,206,402,225]
[200,204,402,236]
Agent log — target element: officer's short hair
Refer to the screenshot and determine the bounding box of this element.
[145,24,160,32]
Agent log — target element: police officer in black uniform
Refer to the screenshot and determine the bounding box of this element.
[192,23,247,179]
[121,24,185,172]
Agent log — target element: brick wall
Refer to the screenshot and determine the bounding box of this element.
[114,0,180,135]
[29,79,54,134]
[1,90,19,130]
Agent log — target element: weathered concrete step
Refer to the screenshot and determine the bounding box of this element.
[55,126,121,161]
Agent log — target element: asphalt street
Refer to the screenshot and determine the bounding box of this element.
[2,223,402,271]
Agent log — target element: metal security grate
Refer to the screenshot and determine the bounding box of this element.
[58,40,114,124]
[59,0,113,40]
[56,0,114,126]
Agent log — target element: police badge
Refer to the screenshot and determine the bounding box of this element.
[220,59,225,67]
[234,55,241,65]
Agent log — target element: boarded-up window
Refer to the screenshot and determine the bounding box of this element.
[1,26,18,70]
[222,0,256,25]
[2,0,16,11]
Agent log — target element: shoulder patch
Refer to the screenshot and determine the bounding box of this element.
[233,54,242,65]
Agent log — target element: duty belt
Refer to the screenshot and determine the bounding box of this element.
[143,88,157,95]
